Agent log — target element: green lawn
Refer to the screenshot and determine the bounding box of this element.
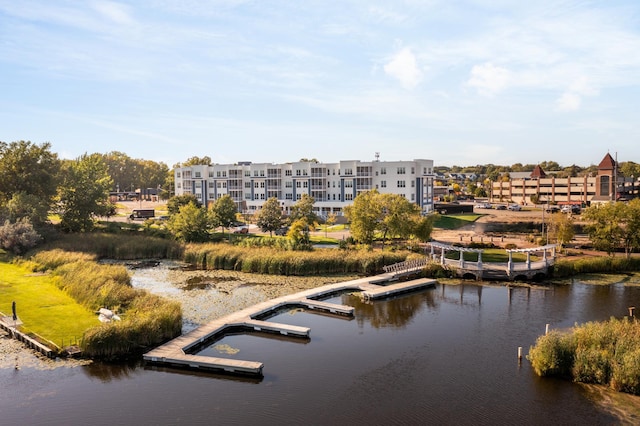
[0,262,97,348]
[434,214,483,230]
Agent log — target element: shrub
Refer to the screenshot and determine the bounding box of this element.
[0,218,41,254]
[528,331,575,377]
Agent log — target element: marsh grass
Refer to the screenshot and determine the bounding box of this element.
[184,243,416,276]
[553,257,640,277]
[528,318,640,395]
[39,233,183,260]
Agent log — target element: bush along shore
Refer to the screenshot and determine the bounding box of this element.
[528,317,640,396]
[25,249,182,359]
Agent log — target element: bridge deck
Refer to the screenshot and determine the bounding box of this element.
[144,274,435,375]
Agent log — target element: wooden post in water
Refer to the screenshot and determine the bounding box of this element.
[629,307,635,318]
[518,347,522,363]
[545,324,549,335]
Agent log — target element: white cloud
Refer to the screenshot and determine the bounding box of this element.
[467,62,510,96]
[556,92,581,112]
[91,1,135,25]
[384,47,422,89]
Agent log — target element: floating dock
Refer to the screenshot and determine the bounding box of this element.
[144,274,436,375]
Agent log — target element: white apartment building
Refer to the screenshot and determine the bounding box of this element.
[174,159,435,218]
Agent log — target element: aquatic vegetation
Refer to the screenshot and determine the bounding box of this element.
[528,318,640,395]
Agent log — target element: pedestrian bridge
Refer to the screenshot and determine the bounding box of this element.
[426,242,558,281]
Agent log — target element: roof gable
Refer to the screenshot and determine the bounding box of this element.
[598,153,616,170]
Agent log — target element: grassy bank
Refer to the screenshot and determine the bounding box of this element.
[0,262,96,349]
[528,317,640,395]
[12,249,183,358]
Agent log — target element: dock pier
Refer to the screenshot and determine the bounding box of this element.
[144,273,436,376]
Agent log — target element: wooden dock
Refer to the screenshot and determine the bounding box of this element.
[144,274,437,375]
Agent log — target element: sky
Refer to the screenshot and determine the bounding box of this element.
[1,1,639,168]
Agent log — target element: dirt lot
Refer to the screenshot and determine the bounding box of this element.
[431,206,586,249]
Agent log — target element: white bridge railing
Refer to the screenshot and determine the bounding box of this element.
[383,258,429,275]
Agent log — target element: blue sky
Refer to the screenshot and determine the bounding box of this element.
[1,1,639,168]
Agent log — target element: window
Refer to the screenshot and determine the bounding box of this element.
[195,172,201,178]
[195,182,202,188]
[286,170,292,176]
[381,181,387,188]
[245,182,251,188]
[345,193,353,201]
[380,167,386,175]
[411,180,415,187]
[397,167,405,175]
[285,181,293,188]
[285,193,293,200]
[177,172,181,178]
[216,171,221,177]
[254,171,259,177]
[303,181,308,188]
[296,170,301,176]
[260,170,265,177]
[397,180,406,188]
[296,181,302,188]
[208,182,214,188]
[344,168,353,175]
[345,181,353,188]
[245,171,251,177]
[209,171,214,177]
[411,167,415,174]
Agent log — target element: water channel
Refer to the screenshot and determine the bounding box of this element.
[2,263,640,425]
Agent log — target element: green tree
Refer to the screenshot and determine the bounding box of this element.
[288,217,312,249]
[166,202,211,242]
[167,194,202,215]
[620,161,640,179]
[378,193,422,248]
[3,192,51,227]
[0,141,60,218]
[210,195,238,233]
[581,202,640,257]
[56,154,114,232]
[257,197,283,236]
[290,194,317,227]
[413,214,435,242]
[179,156,212,166]
[547,213,575,250]
[344,190,382,245]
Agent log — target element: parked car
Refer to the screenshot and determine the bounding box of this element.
[507,204,521,211]
[495,204,507,210]
[233,226,249,234]
[545,205,560,213]
[561,205,581,214]
[475,202,492,209]
[274,226,289,236]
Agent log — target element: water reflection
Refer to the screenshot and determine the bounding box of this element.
[3,269,637,425]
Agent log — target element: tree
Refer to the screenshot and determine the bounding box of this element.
[582,202,640,257]
[3,192,51,228]
[288,218,312,249]
[547,213,575,249]
[179,156,212,166]
[413,215,435,242]
[56,154,114,232]
[290,194,317,227]
[166,202,211,242]
[0,140,60,208]
[620,161,640,179]
[256,197,283,236]
[378,193,421,248]
[167,194,202,215]
[344,190,382,245]
[210,195,238,233]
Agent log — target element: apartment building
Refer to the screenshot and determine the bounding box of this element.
[174,158,435,217]
[491,153,639,205]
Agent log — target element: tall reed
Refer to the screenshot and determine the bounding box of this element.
[183,243,415,276]
[41,233,183,260]
[528,317,640,395]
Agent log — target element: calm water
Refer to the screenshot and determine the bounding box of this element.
[2,271,639,425]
